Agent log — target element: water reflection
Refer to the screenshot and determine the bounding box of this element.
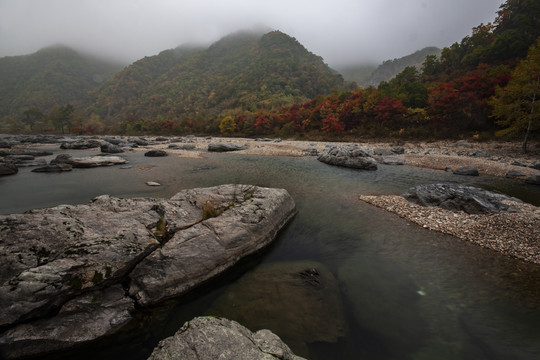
[2,148,540,360]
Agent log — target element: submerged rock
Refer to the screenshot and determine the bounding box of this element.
[401,183,521,214]
[207,261,346,356]
[317,144,377,170]
[0,185,296,358]
[148,316,306,360]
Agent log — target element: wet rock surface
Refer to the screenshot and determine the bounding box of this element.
[401,183,522,214]
[0,185,296,359]
[317,144,377,170]
[147,316,306,360]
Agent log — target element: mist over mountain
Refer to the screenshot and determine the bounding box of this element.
[0,45,123,118]
[337,47,442,87]
[87,30,346,123]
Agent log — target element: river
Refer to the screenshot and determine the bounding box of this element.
[1,146,540,360]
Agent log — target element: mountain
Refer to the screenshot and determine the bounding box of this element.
[0,45,123,118]
[338,47,441,87]
[88,30,346,123]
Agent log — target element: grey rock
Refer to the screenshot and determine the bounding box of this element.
[391,146,405,154]
[0,185,296,358]
[530,162,540,170]
[317,144,377,170]
[147,316,305,360]
[469,150,490,157]
[373,147,394,156]
[302,148,319,156]
[145,149,168,157]
[511,160,529,167]
[506,169,527,178]
[146,181,161,186]
[60,140,101,150]
[131,137,149,146]
[0,149,53,157]
[155,137,169,142]
[0,163,18,176]
[454,140,472,148]
[255,138,273,142]
[453,166,479,176]
[51,154,128,168]
[525,175,540,185]
[129,185,297,306]
[169,144,196,150]
[402,183,522,214]
[208,143,247,152]
[100,142,124,154]
[377,155,406,165]
[32,163,73,172]
[0,285,134,359]
[0,197,161,327]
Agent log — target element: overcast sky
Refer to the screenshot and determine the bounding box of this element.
[0,0,504,67]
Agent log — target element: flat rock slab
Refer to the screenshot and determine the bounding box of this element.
[208,143,247,152]
[52,154,128,168]
[148,316,306,360]
[401,183,522,214]
[0,185,296,358]
[129,185,297,306]
[317,144,377,170]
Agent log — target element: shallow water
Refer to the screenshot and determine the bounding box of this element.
[2,147,540,360]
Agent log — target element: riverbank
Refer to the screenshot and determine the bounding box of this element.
[359,194,540,265]
[144,137,540,179]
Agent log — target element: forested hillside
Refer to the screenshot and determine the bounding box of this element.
[0,45,122,119]
[218,0,539,150]
[87,30,346,133]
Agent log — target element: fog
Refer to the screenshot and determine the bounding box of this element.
[0,0,504,66]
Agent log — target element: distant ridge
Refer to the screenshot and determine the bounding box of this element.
[87,30,346,122]
[0,45,123,118]
[338,47,441,87]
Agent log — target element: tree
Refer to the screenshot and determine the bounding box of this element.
[490,38,540,152]
[22,108,44,131]
[219,115,237,135]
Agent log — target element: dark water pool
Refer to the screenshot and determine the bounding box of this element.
[2,147,540,360]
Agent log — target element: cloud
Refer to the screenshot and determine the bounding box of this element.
[0,0,504,65]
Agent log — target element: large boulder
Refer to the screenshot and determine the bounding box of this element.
[129,185,297,306]
[147,316,306,360]
[208,143,247,152]
[0,185,296,358]
[317,144,377,170]
[401,183,522,214]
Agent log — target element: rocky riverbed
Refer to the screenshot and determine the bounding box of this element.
[0,184,296,359]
